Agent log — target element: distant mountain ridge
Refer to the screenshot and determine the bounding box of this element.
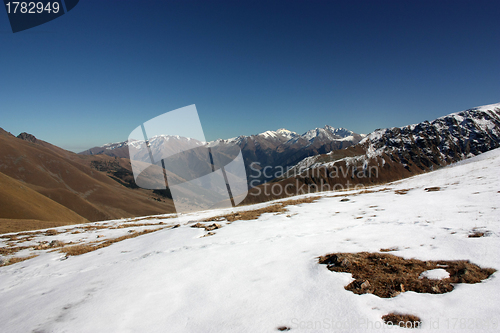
[80,125,365,185]
[80,125,362,156]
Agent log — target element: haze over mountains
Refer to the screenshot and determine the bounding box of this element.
[1,103,499,232]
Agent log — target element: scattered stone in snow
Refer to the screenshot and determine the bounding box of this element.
[205,223,221,231]
[49,240,65,248]
[468,229,489,238]
[424,186,441,192]
[33,242,50,250]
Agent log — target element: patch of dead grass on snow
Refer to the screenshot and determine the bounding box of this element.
[0,254,38,267]
[202,196,321,223]
[382,313,421,328]
[318,252,496,298]
[61,227,168,256]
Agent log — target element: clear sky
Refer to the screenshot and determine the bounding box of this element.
[1,0,498,152]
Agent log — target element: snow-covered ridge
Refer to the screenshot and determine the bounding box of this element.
[361,103,500,146]
[361,102,500,158]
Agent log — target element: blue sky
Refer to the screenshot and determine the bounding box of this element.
[1,0,498,152]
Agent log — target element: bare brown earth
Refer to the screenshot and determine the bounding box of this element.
[0,128,174,233]
[318,252,496,298]
[381,313,422,328]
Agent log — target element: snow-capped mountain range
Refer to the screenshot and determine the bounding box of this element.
[212,126,361,146]
[82,126,362,155]
[80,125,365,185]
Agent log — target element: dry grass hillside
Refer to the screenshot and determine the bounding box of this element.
[0,171,89,233]
[0,129,174,233]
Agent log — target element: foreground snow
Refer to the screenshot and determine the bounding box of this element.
[1,149,499,332]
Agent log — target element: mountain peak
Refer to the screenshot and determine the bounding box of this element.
[301,125,355,142]
[276,128,296,134]
[257,129,299,141]
[17,132,38,143]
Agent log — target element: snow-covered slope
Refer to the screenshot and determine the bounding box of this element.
[1,148,499,332]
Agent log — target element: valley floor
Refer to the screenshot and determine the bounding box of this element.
[0,148,499,332]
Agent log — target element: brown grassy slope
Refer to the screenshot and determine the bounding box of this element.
[0,129,174,225]
[0,171,88,228]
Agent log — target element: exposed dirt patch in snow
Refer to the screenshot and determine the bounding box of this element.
[318,252,496,298]
[381,313,421,328]
[394,188,412,195]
